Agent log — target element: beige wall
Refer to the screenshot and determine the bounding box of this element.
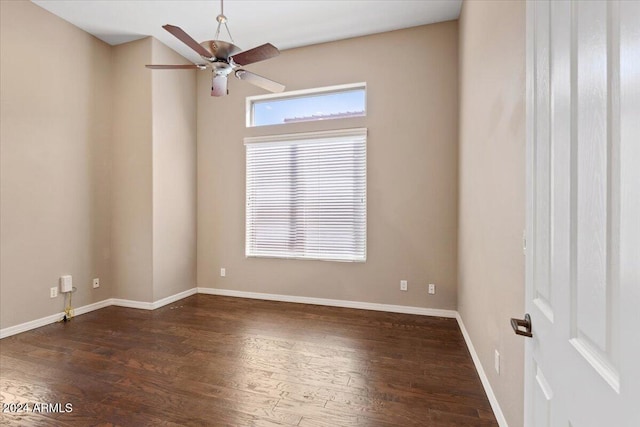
[111,38,154,302]
[111,37,197,303]
[197,23,459,309]
[0,0,113,327]
[458,1,526,426]
[151,38,197,301]
[0,2,197,329]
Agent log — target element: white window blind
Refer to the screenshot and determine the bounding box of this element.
[245,128,367,262]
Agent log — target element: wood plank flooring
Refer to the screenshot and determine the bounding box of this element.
[0,295,498,426]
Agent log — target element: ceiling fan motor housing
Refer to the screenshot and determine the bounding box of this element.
[211,60,234,76]
[200,40,241,61]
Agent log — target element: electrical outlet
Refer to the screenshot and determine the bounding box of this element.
[220,268,226,277]
[93,278,100,288]
[428,283,436,294]
[50,287,58,298]
[400,280,408,291]
[494,350,500,374]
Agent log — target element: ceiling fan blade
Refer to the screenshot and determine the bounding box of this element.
[235,70,285,93]
[231,43,279,66]
[146,64,203,70]
[211,74,228,97]
[163,24,213,59]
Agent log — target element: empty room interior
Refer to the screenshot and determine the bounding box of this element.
[2,0,638,426]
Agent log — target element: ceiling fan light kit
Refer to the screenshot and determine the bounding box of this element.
[146,0,284,97]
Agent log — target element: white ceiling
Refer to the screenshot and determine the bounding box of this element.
[32,0,462,63]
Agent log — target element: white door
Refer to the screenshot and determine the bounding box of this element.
[524,0,640,426]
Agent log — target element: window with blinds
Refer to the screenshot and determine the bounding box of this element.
[245,128,367,262]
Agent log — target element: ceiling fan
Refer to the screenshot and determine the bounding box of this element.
[146,0,285,97]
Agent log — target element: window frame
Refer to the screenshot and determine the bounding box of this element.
[244,128,367,262]
[245,82,367,128]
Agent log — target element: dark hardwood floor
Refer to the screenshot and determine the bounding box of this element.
[0,294,498,426]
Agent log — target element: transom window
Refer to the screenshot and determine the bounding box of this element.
[246,83,366,127]
[245,128,367,262]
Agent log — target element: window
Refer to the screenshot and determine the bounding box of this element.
[245,128,367,262]
[246,83,366,127]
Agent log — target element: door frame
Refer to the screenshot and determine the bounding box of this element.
[524,1,536,424]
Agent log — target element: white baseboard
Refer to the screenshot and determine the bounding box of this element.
[0,287,198,339]
[109,298,154,310]
[0,287,506,426]
[151,287,197,309]
[73,299,113,316]
[198,287,457,318]
[456,313,508,427]
[110,288,198,310]
[0,311,64,339]
[0,298,112,339]
[1,287,454,340]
